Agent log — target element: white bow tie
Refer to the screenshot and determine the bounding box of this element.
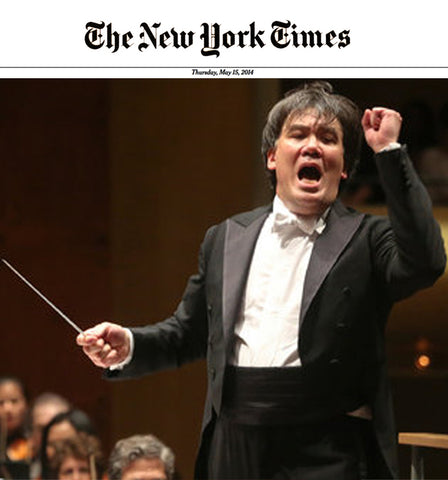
[272,211,325,236]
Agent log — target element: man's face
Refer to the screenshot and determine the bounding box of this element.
[121,457,167,480]
[267,109,347,216]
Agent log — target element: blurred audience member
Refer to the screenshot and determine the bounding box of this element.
[108,434,175,480]
[30,393,71,458]
[48,433,103,480]
[40,409,99,480]
[0,376,30,462]
[29,392,71,479]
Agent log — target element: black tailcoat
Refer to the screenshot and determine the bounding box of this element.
[108,147,446,479]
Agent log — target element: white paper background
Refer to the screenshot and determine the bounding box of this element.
[0,0,446,77]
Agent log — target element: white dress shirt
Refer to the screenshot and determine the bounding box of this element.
[231,195,327,367]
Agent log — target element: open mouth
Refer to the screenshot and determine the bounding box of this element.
[298,165,322,183]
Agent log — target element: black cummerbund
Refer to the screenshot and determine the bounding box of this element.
[222,365,364,426]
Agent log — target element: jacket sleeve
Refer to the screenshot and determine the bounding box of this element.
[106,226,217,380]
[371,145,446,301]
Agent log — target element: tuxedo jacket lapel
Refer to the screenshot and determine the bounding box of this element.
[220,201,365,347]
[222,206,271,349]
[300,200,365,326]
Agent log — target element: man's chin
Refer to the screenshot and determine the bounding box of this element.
[286,197,326,217]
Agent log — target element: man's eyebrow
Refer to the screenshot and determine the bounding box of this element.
[284,123,340,136]
[284,123,310,133]
[320,125,340,136]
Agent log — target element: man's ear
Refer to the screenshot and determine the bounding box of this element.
[266,148,276,171]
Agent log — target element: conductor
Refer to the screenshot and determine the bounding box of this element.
[77,82,446,479]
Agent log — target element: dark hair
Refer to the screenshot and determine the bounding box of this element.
[0,375,29,402]
[261,81,363,189]
[40,409,98,480]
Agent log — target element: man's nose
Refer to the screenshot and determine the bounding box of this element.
[301,136,321,156]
